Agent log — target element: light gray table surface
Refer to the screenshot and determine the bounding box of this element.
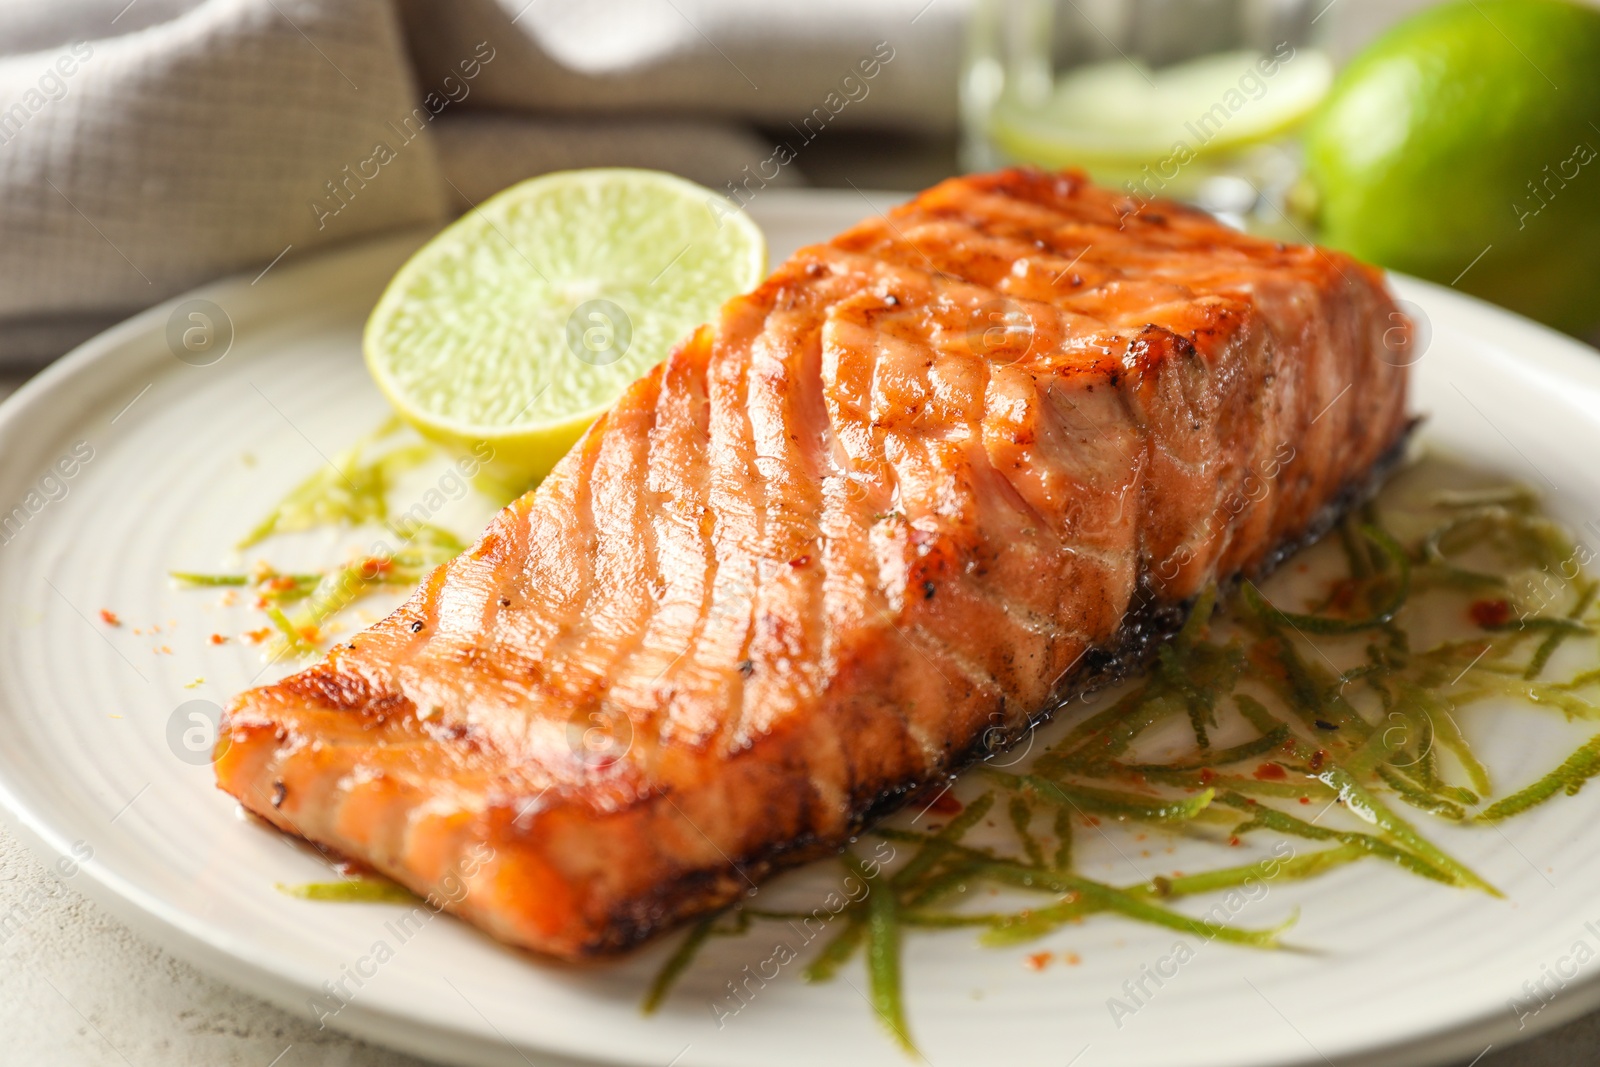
[2,321,1597,1066]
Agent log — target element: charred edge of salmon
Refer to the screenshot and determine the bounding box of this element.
[577,424,1418,957]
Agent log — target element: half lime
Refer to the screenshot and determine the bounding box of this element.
[365,168,766,493]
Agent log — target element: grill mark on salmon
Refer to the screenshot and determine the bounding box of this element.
[217,168,1411,959]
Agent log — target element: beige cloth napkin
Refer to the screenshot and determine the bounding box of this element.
[0,0,965,366]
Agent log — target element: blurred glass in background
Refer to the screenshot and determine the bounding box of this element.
[963,0,1335,234]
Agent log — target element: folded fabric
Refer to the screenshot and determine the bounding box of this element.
[0,0,446,364]
[395,0,961,132]
[0,0,965,367]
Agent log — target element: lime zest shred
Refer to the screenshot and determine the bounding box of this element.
[1478,733,1600,822]
[1527,578,1599,679]
[237,417,432,549]
[168,571,250,587]
[264,604,316,656]
[844,850,915,1053]
[1119,723,1290,772]
[1245,524,1411,634]
[175,421,478,657]
[981,767,1217,824]
[1220,792,1457,885]
[276,877,416,903]
[1007,795,1044,868]
[641,916,717,1015]
[802,915,868,985]
[875,832,1295,949]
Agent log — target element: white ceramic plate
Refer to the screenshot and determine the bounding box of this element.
[3,190,1600,1067]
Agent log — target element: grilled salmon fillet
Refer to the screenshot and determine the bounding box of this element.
[217,168,1410,960]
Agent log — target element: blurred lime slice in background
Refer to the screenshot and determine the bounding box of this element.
[989,48,1334,179]
[365,168,766,494]
[1300,0,1600,336]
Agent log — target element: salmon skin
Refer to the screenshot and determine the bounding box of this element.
[217,168,1410,960]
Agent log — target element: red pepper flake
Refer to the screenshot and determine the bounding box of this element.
[1298,796,1311,805]
[1308,749,1328,773]
[208,633,228,645]
[1324,578,1358,613]
[1253,762,1287,781]
[1025,951,1053,971]
[1248,640,1289,681]
[1197,767,1217,784]
[358,556,393,579]
[788,555,811,568]
[243,627,273,644]
[1470,599,1511,628]
[1228,835,1241,846]
[922,789,962,816]
[265,575,299,592]
[98,609,121,626]
[298,625,321,643]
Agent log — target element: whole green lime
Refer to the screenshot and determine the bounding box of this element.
[1301,0,1600,335]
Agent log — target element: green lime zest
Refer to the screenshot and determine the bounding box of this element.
[845,850,914,1054]
[642,916,717,1015]
[1478,734,1600,822]
[239,417,431,549]
[981,767,1216,824]
[276,877,416,903]
[1244,525,1410,634]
